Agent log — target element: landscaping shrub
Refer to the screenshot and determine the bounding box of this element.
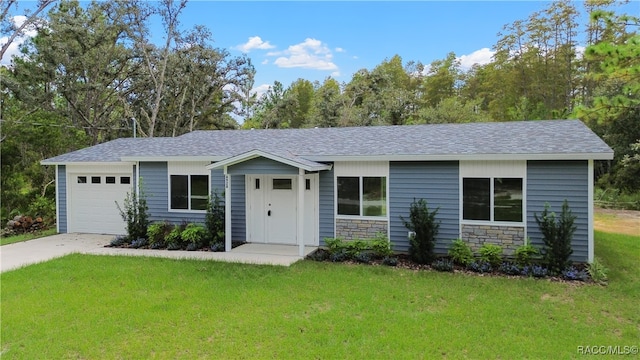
[587,258,609,284]
[382,256,398,267]
[129,237,148,249]
[330,249,348,262]
[448,239,474,266]
[530,265,549,278]
[147,221,172,248]
[467,261,492,273]
[432,258,454,272]
[210,242,225,252]
[116,187,149,241]
[478,243,503,268]
[534,200,576,274]
[324,237,344,253]
[110,235,128,247]
[514,243,539,266]
[370,232,393,258]
[401,198,440,264]
[354,252,372,264]
[500,262,522,276]
[166,225,184,249]
[308,249,330,261]
[562,266,588,281]
[205,190,225,247]
[181,223,206,246]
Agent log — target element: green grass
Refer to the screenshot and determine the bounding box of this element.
[1,232,638,359]
[0,228,57,246]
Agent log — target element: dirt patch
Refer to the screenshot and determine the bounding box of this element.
[594,207,640,236]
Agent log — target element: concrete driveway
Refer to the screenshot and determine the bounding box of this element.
[1,233,315,273]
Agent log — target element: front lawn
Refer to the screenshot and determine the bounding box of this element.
[1,231,638,359]
[0,228,56,246]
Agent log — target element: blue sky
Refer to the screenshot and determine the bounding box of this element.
[4,1,639,97]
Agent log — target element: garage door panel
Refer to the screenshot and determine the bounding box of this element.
[69,173,132,235]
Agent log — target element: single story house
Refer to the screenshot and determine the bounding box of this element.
[41,120,613,262]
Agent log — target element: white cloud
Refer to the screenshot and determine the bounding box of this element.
[235,36,275,52]
[457,47,495,70]
[335,47,345,53]
[331,71,340,78]
[261,59,269,65]
[272,38,338,71]
[575,45,586,59]
[251,83,271,98]
[1,15,40,66]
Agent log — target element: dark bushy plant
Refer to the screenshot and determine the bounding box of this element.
[500,262,522,275]
[448,239,474,266]
[534,200,576,274]
[401,198,440,265]
[166,224,184,249]
[432,258,454,272]
[116,187,150,241]
[530,265,549,278]
[110,235,128,247]
[205,190,225,247]
[129,237,148,249]
[382,256,398,267]
[210,242,225,252]
[562,266,588,281]
[308,249,330,261]
[467,261,492,273]
[478,243,503,268]
[515,243,540,266]
[354,252,372,264]
[330,249,348,262]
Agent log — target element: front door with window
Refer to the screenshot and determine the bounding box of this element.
[247,176,297,244]
[246,175,318,245]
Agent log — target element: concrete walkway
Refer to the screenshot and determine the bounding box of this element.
[1,233,317,273]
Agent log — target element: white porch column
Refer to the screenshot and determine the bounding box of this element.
[224,167,232,252]
[297,168,305,257]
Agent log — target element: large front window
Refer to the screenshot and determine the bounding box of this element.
[170,175,209,211]
[463,177,522,222]
[337,176,387,217]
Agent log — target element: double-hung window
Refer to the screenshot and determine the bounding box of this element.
[462,177,523,222]
[168,162,210,212]
[337,176,387,217]
[461,161,525,223]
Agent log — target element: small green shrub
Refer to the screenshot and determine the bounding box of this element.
[166,225,183,248]
[432,258,454,272]
[345,239,368,257]
[324,237,344,253]
[116,186,149,241]
[401,198,440,264]
[147,221,172,247]
[478,243,503,268]
[181,223,206,245]
[588,258,608,284]
[205,190,225,246]
[534,200,576,274]
[448,239,474,266]
[370,232,393,258]
[514,243,540,266]
[382,256,398,266]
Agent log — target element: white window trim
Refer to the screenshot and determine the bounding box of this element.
[459,161,527,227]
[167,161,210,213]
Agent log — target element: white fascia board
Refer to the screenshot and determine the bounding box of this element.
[40,160,136,166]
[120,156,224,162]
[206,149,332,172]
[302,152,614,162]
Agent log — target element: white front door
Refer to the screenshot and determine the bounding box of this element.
[246,175,318,245]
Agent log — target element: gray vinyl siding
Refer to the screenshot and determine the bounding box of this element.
[389,161,460,253]
[230,175,246,241]
[227,157,298,175]
[211,169,225,196]
[58,165,67,233]
[527,160,589,262]
[140,162,205,224]
[318,165,335,245]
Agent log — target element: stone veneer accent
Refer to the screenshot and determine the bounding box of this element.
[461,224,525,256]
[335,218,388,240]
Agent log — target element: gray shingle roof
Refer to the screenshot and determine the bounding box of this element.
[41,120,613,164]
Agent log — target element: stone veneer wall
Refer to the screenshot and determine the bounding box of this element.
[461,224,525,256]
[335,218,388,240]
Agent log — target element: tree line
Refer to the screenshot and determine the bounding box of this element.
[1,0,638,222]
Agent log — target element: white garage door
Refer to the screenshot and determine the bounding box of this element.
[68,165,133,235]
